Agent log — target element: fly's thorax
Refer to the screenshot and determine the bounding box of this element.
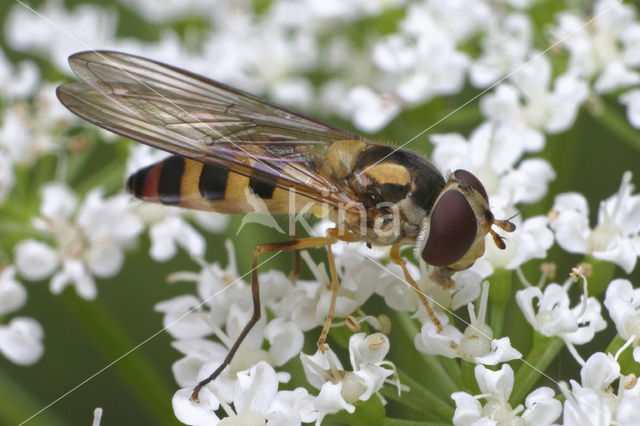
[414,170,494,271]
[330,144,445,245]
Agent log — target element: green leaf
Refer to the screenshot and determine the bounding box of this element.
[324,396,386,426]
[0,368,67,426]
[60,292,175,425]
[512,334,564,405]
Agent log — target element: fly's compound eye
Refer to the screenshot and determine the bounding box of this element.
[421,190,477,266]
[454,169,488,202]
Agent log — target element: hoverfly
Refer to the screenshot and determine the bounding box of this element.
[57,51,515,402]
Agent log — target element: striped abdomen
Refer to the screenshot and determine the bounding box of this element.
[126,156,312,213]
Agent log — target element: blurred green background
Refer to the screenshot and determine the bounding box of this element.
[1,1,640,425]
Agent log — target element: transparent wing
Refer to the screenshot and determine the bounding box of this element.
[56,50,370,207]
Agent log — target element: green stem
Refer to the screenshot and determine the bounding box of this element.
[460,361,479,395]
[61,292,175,425]
[66,137,99,185]
[490,303,506,340]
[395,311,460,396]
[0,368,67,426]
[489,269,512,338]
[606,335,640,376]
[511,334,564,405]
[589,101,640,152]
[583,255,616,297]
[381,370,454,421]
[439,357,463,391]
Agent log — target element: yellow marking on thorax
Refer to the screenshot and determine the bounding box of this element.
[366,162,411,186]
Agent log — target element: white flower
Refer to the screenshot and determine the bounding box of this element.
[470,13,532,87]
[159,243,304,403]
[619,89,640,129]
[14,183,143,299]
[413,263,482,313]
[516,279,606,345]
[170,313,302,405]
[452,364,561,425]
[149,215,206,262]
[14,239,59,281]
[0,46,39,99]
[480,54,588,158]
[155,295,213,340]
[476,214,554,276]
[124,144,170,177]
[267,242,383,332]
[40,180,77,220]
[173,387,220,426]
[6,0,118,74]
[0,317,44,365]
[431,122,555,205]
[510,54,588,133]
[50,259,97,300]
[0,85,79,167]
[0,267,27,315]
[552,0,640,93]
[307,0,404,20]
[301,333,395,423]
[0,151,14,205]
[498,159,556,205]
[407,0,490,43]
[560,352,640,425]
[172,361,318,426]
[373,4,472,105]
[604,278,640,362]
[415,282,522,365]
[346,86,401,133]
[171,339,228,388]
[270,77,314,109]
[132,203,213,263]
[92,407,103,426]
[550,171,640,273]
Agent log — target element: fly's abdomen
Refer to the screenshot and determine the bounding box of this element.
[126,156,313,213]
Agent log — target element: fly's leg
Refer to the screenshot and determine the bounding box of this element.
[190,235,332,402]
[289,223,302,281]
[390,244,443,333]
[316,228,359,352]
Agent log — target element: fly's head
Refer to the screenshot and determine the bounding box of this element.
[415,169,516,272]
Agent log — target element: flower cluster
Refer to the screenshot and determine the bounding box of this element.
[1,0,640,425]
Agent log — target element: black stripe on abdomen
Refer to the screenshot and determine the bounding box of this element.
[249,176,276,199]
[127,166,148,198]
[199,163,228,200]
[158,156,185,204]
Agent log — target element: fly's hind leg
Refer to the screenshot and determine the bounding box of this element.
[390,244,443,333]
[190,230,361,401]
[190,235,333,402]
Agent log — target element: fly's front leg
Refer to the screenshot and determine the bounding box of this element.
[190,236,331,402]
[390,244,443,333]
